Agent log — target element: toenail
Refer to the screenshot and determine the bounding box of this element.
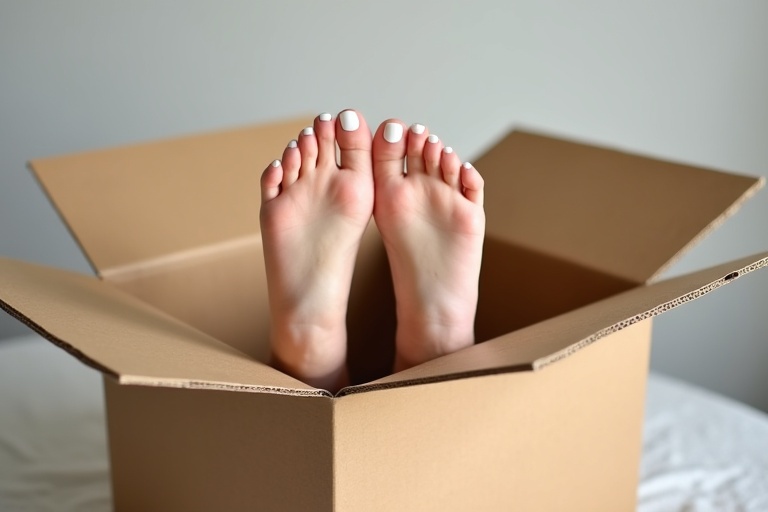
[443,146,454,154]
[462,162,473,169]
[411,123,425,135]
[287,139,297,148]
[427,134,439,144]
[383,123,404,143]
[319,112,332,122]
[302,127,314,136]
[339,110,360,131]
[271,159,281,167]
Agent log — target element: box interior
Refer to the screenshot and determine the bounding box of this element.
[15,118,765,391]
[78,220,638,386]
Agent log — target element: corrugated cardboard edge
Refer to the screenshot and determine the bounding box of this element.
[534,257,766,369]
[648,176,765,283]
[117,375,332,397]
[0,297,117,378]
[338,254,768,397]
[0,298,331,399]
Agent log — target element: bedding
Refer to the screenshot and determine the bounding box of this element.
[1,334,766,511]
[639,372,768,511]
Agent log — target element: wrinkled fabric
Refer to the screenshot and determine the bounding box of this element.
[0,336,110,512]
[639,373,768,512]
[1,335,767,511]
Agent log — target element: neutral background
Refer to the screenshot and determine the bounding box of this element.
[1,1,766,410]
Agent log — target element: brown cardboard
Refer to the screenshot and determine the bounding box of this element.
[342,251,768,393]
[477,130,764,284]
[0,256,321,395]
[334,321,651,512]
[30,118,311,358]
[103,379,334,511]
[3,250,764,395]
[99,321,650,512]
[30,117,310,275]
[1,119,766,511]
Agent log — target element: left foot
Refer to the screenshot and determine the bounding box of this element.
[259,110,374,391]
[371,120,486,371]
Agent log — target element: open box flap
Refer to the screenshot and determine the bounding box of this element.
[29,117,313,277]
[476,130,763,284]
[0,257,328,397]
[339,251,768,396]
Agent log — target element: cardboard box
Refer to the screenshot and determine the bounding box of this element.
[0,117,766,511]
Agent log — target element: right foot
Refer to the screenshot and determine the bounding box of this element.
[372,121,486,372]
[260,110,373,391]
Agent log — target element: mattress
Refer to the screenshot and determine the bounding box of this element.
[1,334,767,511]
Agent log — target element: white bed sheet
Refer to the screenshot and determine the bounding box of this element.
[1,334,767,512]
[639,372,768,511]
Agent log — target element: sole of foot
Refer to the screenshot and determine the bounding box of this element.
[371,120,485,372]
[259,109,373,392]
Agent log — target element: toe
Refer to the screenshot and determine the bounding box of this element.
[406,123,429,175]
[314,112,337,169]
[372,119,407,181]
[297,126,318,177]
[261,159,283,202]
[423,134,444,176]
[440,146,461,188]
[336,109,373,173]
[280,139,301,187]
[460,162,485,206]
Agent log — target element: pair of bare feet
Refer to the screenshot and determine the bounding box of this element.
[260,110,485,392]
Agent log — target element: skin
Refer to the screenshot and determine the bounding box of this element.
[260,110,485,392]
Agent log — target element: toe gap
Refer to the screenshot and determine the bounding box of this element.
[335,141,341,167]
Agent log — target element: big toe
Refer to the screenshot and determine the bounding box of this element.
[336,109,373,174]
[372,119,407,181]
[460,162,485,206]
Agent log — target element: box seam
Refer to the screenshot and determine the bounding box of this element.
[27,161,100,276]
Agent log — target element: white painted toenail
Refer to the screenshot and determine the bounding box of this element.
[443,146,454,154]
[339,111,360,131]
[287,139,297,148]
[462,162,473,169]
[302,127,314,136]
[411,123,425,134]
[427,134,439,143]
[383,123,403,143]
[271,159,281,167]
[319,112,332,121]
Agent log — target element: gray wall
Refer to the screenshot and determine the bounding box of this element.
[1,1,767,410]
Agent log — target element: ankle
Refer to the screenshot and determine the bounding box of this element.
[270,321,348,390]
[271,353,349,392]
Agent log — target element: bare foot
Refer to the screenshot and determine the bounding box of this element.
[371,121,485,371]
[260,110,373,391]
